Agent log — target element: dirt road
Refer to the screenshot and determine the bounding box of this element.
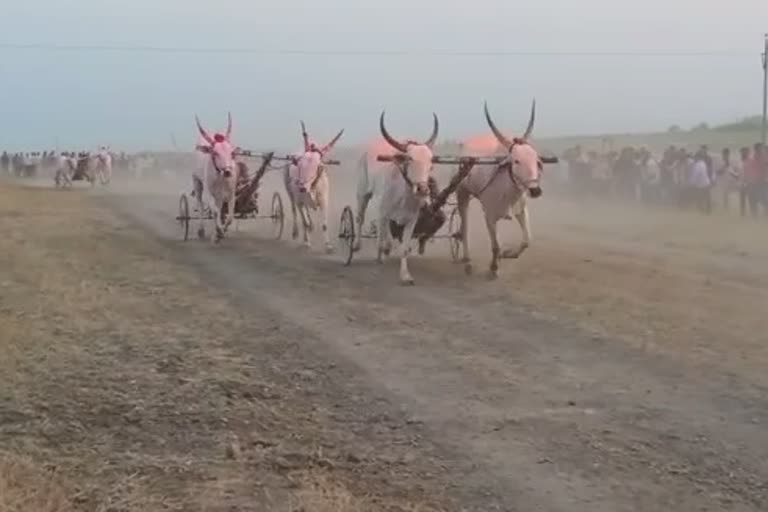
[4,173,768,511]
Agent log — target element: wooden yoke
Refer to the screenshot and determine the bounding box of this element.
[237,149,340,167]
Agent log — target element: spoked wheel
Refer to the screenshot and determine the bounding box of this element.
[448,206,461,263]
[178,194,190,241]
[271,192,284,240]
[338,206,355,266]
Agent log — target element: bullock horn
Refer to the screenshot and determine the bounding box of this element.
[379,111,408,153]
[300,121,310,152]
[483,102,513,149]
[424,113,439,148]
[195,115,214,145]
[321,128,345,154]
[226,112,233,140]
[523,99,536,140]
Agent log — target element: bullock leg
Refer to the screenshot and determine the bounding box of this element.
[288,195,300,241]
[354,192,371,252]
[484,213,501,279]
[226,192,236,232]
[300,206,312,249]
[211,196,225,244]
[456,188,473,275]
[194,178,206,240]
[398,218,419,286]
[502,205,531,259]
[318,191,333,254]
[376,215,391,264]
[211,203,222,244]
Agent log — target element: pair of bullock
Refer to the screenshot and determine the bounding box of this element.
[55,147,113,187]
[356,101,544,284]
[193,115,343,245]
[193,102,545,285]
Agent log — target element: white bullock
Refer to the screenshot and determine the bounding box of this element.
[456,101,545,278]
[54,153,78,187]
[192,113,238,243]
[283,122,344,252]
[354,112,439,285]
[94,146,113,184]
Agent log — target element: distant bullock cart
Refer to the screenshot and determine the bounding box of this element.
[54,152,109,188]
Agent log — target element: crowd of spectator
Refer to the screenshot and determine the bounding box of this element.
[556,142,768,217]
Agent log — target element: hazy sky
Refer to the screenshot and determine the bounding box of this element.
[2,0,767,150]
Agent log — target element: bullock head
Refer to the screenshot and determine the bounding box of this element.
[293,121,344,195]
[195,113,236,178]
[484,101,543,198]
[379,111,439,199]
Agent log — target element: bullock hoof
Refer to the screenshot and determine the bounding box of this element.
[486,269,499,280]
[501,248,523,259]
[417,239,427,255]
[197,228,206,240]
[464,263,473,275]
[324,244,335,255]
[400,277,415,286]
[292,230,299,241]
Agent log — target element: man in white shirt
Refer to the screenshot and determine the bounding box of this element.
[689,151,712,213]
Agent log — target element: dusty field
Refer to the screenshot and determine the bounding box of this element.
[3,168,768,511]
[0,182,451,511]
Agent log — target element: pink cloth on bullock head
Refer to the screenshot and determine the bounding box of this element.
[460,134,506,157]
[365,138,400,161]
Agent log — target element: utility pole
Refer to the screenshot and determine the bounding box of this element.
[762,33,767,145]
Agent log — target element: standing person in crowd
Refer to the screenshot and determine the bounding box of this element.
[742,144,765,217]
[660,145,677,205]
[737,147,751,217]
[592,151,612,198]
[613,147,637,202]
[699,145,714,183]
[568,145,590,197]
[760,143,768,209]
[689,149,712,213]
[716,147,741,212]
[0,151,9,175]
[674,148,693,208]
[639,147,662,204]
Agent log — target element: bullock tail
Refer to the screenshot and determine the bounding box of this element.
[356,152,372,201]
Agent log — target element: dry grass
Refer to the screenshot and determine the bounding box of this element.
[0,454,73,512]
[0,182,447,511]
[290,472,438,512]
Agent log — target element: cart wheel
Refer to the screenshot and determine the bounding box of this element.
[448,206,461,263]
[178,194,190,241]
[338,206,355,266]
[271,192,284,240]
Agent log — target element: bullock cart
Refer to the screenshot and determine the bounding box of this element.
[177,152,287,241]
[337,155,499,266]
[55,155,95,188]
